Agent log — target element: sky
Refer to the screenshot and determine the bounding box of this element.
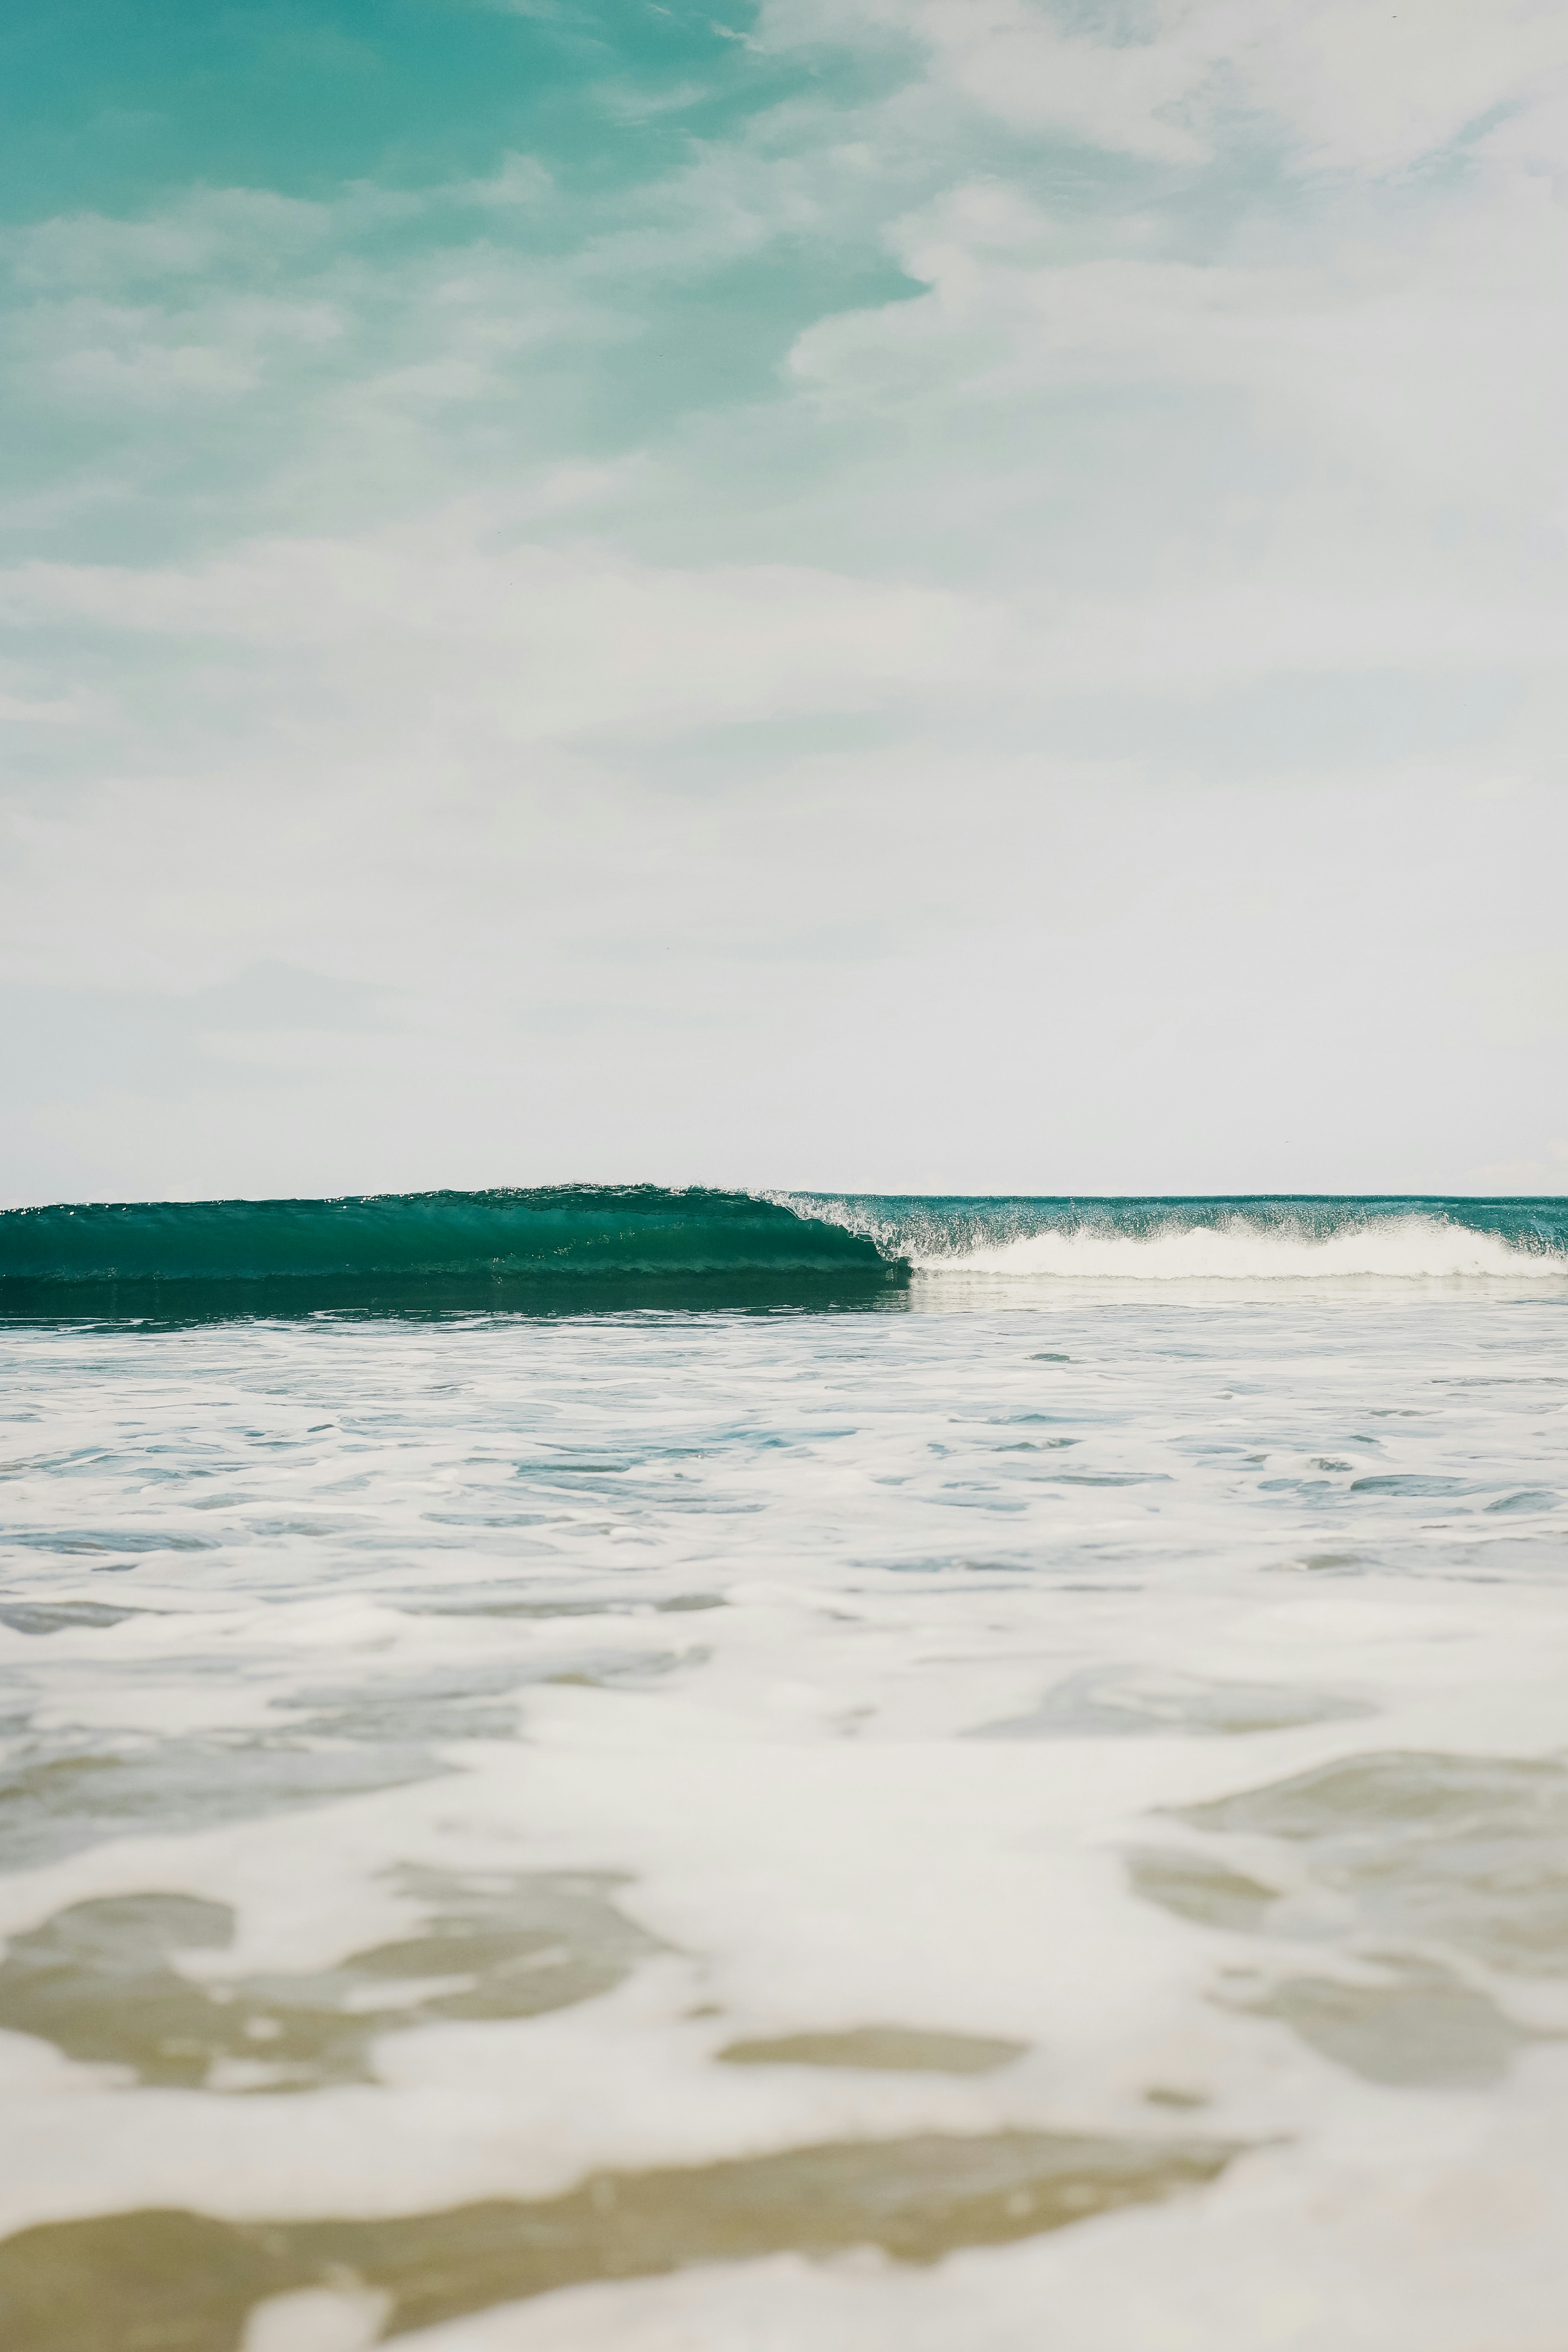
[2,0,1567,1203]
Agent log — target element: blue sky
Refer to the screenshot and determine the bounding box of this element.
[3,0,1567,1199]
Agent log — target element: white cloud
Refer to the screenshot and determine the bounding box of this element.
[792,162,1568,516]
[904,1,1213,162]
[0,656,84,726]
[1224,0,1568,175]
[10,290,347,424]
[763,0,1568,176]
[445,152,556,209]
[0,523,1015,743]
[1468,1140,1568,1191]
[51,340,262,405]
[3,188,333,288]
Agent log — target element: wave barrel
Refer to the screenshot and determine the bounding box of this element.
[0,1187,908,1318]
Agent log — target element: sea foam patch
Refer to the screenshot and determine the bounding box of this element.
[2,1274,1567,2345]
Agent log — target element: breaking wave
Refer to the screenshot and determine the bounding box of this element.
[785,1196,1568,1285]
[5,1189,1563,1316]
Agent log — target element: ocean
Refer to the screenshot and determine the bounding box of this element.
[1,1189,1565,2352]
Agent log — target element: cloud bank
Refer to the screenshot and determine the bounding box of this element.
[2,0,1565,1198]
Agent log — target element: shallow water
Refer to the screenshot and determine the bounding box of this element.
[2,1265,1567,2349]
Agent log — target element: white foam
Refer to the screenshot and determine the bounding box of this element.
[911,1215,1565,1282]
[3,1291,1567,2348]
[244,2289,389,2352]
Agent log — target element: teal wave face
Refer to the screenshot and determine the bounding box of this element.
[0,1188,903,1318]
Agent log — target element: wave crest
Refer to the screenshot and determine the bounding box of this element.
[781,1196,1568,1286]
[912,1218,1562,1283]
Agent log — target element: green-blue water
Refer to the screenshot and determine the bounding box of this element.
[0,1187,897,1315]
[0,1188,1562,1316]
[1,1190,1567,2347]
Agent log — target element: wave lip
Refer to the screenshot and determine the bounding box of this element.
[0,1187,905,1318]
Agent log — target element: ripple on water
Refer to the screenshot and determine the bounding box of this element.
[0,1736,449,1874]
[717,2026,1028,2073]
[0,1869,662,2092]
[970,1666,1374,1740]
[1128,1750,1568,2086]
[0,2129,1241,2352]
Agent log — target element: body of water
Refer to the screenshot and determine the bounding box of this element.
[1,1190,1565,2350]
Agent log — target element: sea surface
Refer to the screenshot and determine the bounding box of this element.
[1,1190,1566,2352]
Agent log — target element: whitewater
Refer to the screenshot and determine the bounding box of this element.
[0,1190,1565,2352]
